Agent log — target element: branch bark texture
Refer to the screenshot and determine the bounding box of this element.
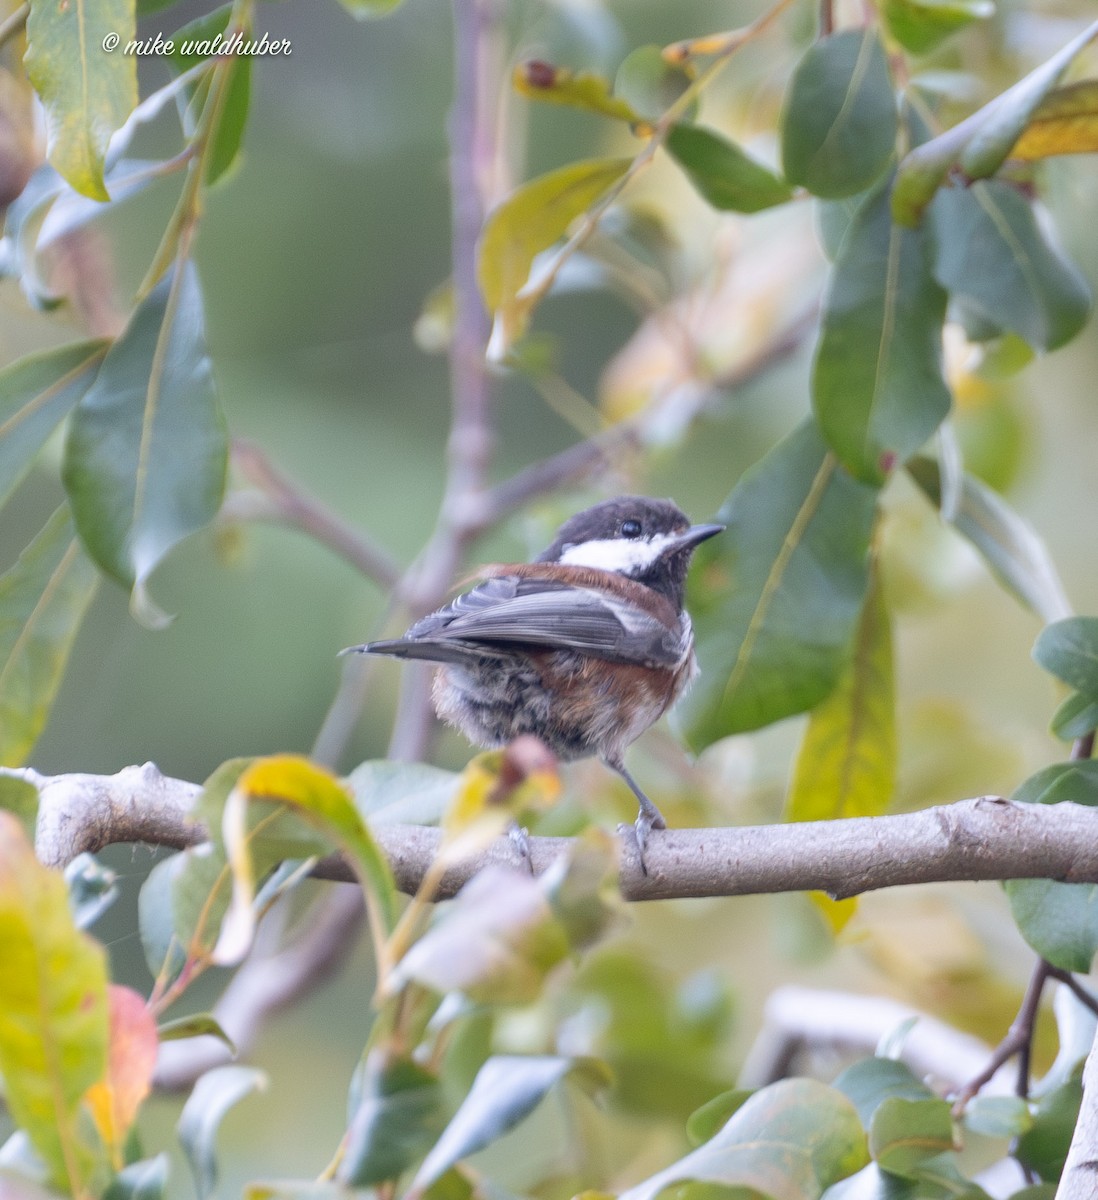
[14,765,1098,902]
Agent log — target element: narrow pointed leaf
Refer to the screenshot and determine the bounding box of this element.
[156,1014,235,1052]
[340,1053,444,1186]
[477,157,631,347]
[614,46,695,124]
[882,0,993,55]
[0,812,109,1193]
[229,754,398,937]
[780,29,897,199]
[0,774,39,841]
[388,865,568,1003]
[0,506,98,767]
[814,181,951,484]
[24,0,137,199]
[412,1056,606,1191]
[513,62,639,123]
[929,181,1091,352]
[178,1066,266,1200]
[893,19,1098,225]
[84,986,158,1166]
[666,124,793,213]
[678,421,878,750]
[786,564,895,822]
[336,0,406,16]
[63,262,227,624]
[1011,82,1098,160]
[167,7,252,185]
[0,340,109,512]
[908,457,1071,623]
[617,1078,867,1200]
[103,1154,170,1200]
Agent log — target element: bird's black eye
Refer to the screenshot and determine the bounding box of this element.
[620,519,643,538]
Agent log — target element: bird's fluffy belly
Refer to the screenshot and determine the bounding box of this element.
[431,649,677,762]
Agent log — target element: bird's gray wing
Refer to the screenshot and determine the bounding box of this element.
[403,576,684,668]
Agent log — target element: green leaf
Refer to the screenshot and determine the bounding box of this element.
[1015,1077,1082,1183]
[156,1014,236,1053]
[1012,81,1098,161]
[780,29,897,199]
[24,0,137,199]
[1050,691,1098,742]
[103,1154,170,1200]
[686,1091,754,1147]
[0,506,98,767]
[178,1065,266,1200]
[882,0,993,55]
[388,864,569,1004]
[869,1097,954,1178]
[0,811,109,1193]
[678,420,878,749]
[617,1078,867,1200]
[167,6,252,185]
[477,157,631,349]
[1004,759,1098,972]
[962,1094,1033,1138]
[335,0,406,16]
[892,19,1098,226]
[0,773,39,842]
[665,124,793,213]
[345,760,460,826]
[513,62,639,124]
[63,262,228,626]
[340,1053,444,1186]
[412,1056,608,1191]
[65,853,119,930]
[929,182,1091,353]
[907,457,1071,624]
[614,46,695,123]
[223,755,399,953]
[786,563,895,821]
[1033,618,1098,697]
[813,181,950,484]
[0,340,109,512]
[834,1057,938,1126]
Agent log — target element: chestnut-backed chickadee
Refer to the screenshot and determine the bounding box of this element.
[344,497,723,862]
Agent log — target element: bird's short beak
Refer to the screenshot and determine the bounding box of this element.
[675,522,725,551]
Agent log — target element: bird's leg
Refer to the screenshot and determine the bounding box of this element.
[608,760,666,875]
[507,822,535,875]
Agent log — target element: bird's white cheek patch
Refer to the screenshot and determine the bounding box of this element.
[559,534,677,574]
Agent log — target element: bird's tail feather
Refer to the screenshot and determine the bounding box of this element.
[341,639,496,667]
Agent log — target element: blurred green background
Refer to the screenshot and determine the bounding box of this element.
[3,0,1098,1189]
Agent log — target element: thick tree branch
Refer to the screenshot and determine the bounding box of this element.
[15,765,1098,901]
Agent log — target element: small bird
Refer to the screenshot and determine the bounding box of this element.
[345,497,723,864]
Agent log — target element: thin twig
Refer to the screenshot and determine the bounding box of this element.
[226,439,401,589]
[384,0,502,763]
[952,960,1052,1113]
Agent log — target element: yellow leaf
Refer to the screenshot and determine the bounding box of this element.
[785,561,895,821]
[513,61,639,123]
[1011,80,1098,160]
[84,985,158,1167]
[441,739,561,864]
[809,891,858,934]
[478,157,632,350]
